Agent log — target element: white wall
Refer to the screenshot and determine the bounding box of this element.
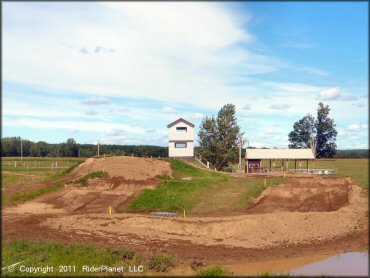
[168,141,194,157]
[168,120,194,157]
[168,122,194,141]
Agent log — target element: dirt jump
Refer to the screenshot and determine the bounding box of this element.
[2,156,368,266]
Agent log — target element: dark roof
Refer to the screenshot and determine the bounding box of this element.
[167,118,195,128]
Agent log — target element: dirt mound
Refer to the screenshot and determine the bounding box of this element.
[40,179,367,250]
[5,157,171,215]
[71,156,172,180]
[247,177,352,214]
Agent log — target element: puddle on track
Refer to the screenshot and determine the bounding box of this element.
[289,252,369,276]
[217,252,369,276]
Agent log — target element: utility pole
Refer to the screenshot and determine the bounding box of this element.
[238,133,245,170]
[97,140,100,156]
[20,137,23,161]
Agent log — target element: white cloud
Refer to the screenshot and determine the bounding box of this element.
[319,87,341,100]
[4,117,147,135]
[352,102,365,108]
[2,2,280,109]
[300,67,329,76]
[161,106,176,114]
[346,123,368,133]
[194,112,204,120]
[85,109,98,116]
[81,96,111,105]
[270,104,291,110]
[242,104,251,110]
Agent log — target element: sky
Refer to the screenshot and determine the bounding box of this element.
[2,2,368,149]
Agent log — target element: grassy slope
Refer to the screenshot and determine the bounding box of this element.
[126,159,284,215]
[1,240,141,277]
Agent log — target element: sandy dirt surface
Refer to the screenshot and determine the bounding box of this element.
[2,157,368,268]
[72,156,172,180]
[39,178,367,250]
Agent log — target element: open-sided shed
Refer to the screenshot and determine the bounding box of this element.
[245,148,315,173]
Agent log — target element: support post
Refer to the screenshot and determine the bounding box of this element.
[295,159,297,170]
[307,160,309,172]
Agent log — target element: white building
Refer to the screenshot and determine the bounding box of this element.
[167,118,194,159]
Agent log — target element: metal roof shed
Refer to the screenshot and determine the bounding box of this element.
[245,148,315,173]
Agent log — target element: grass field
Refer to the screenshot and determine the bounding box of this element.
[314,159,368,188]
[2,157,85,186]
[2,157,85,207]
[126,159,284,215]
[258,158,368,188]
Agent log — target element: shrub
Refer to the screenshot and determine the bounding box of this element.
[148,251,176,272]
[110,247,136,261]
[196,265,231,277]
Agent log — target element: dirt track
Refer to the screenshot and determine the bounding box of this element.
[2,157,368,265]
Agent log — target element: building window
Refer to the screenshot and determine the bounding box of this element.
[175,142,187,148]
[249,163,259,168]
[176,127,187,132]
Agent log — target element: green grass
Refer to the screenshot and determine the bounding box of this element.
[3,183,64,207]
[1,240,143,276]
[313,159,368,188]
[2,159,86,208]
[259,158,369,188]
[2,157,84,186]
[196,265,231,277]
[75,171,109,187]
[148,251,176,272]
[126,160,284,214]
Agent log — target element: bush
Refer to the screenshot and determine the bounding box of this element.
[196,265,231,277]
[148,251,176,272]
[109,247,136,261]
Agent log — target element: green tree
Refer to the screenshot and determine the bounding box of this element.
[288,114,315,148]
[288,102,337,158]
[64,138,79,157]
[198,104,240,170]
[315,102,338,158]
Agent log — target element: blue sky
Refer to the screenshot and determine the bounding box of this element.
[2,2,368,149]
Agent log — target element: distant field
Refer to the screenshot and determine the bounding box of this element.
[258,158,368,188]
[126,159,284,215]
[2,157,85,207]
[2,157,84,186]
[314,159,368,188]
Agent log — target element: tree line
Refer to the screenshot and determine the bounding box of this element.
[1,137,167,158]
[197,102,341,171]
